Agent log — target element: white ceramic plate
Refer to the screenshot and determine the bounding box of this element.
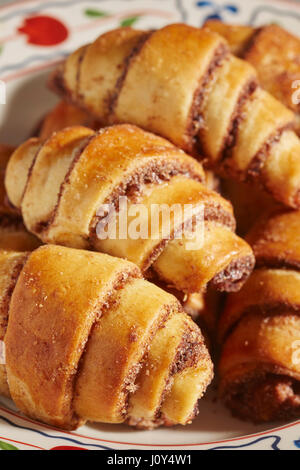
[0,0,299,450]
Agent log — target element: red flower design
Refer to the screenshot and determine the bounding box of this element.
[18,15,68,46]
[50,445,86,450]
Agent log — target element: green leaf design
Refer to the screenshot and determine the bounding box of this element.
[0,46,3,56]
[0,441,18,450]
[84,8,108,18]
[120,16,140,27]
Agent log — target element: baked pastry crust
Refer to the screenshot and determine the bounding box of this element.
[50,23,300,208]
[204,21,300,132]
[0,144,40,252]
[219,210,300,422]
[38,101,101,140]
[5,124,254,294]
[1,244,213,430]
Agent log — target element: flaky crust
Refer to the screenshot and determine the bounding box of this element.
[203,21,254,56]
[5,124,254,294]
[221,178,282,236]
[38,101,101,141]
[1,245,213,429]
[204,21,300,133]
[219,211,300,422]
[0,144,40,252]
[50,23,300,208]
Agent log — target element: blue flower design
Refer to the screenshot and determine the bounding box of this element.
[294,439,300,449]
[209,435,281,450]
[196,1,239,23]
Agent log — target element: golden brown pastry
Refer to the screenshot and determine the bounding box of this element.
[221,178,282,236]
[50,23,300,208]
[204,20,254,56]
[202,21,300,232]
[0,244,212,430]
[149,272,222,352]
[0,216,40,253]
[37,101,219,194]
[219,210,300,422]
[0,144,40,252]
[204,21,300,132]
[5,124,254,295]
[0,144,16,216]
[38,100,101,140]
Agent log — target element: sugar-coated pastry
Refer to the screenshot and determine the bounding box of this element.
[0,244,213,430]
[5,124,254,295]
[50,24,300,208]
[219,210,300,422]
[38,100,101,140]
[204,21,300,133]
[0,144,40,252]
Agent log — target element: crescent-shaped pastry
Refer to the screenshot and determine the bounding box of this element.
[219,210,300,422]
[5,124,254,294]
[50,24,300,208]
[0,244,212,430]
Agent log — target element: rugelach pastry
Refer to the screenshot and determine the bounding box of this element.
[204,21,300,118]
[5,124,254,295]
[50,23,300,208]
[38,100,101,141]
[0,244,213,430]
[0,144,40,252]
[219,210,300,422]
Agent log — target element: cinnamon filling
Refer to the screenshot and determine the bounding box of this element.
[211,255,255,293]
[221,80,258,164]
[188,43,229,155]
[247,126,293,180]
[224,373,300,423]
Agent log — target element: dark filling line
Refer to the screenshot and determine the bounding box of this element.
[128,321,209,429]
[211,255,255,293]
[70,267,141,428]
[0,254,28,341]
[247,125,293,181]
[255,257,300,272]
[171,326,204,376]
[18,142,43,210]
[221,304,300,345]
[123,302,179,424]
[222,370,300,424]
[141,203,236,274]
[0,213,26,231]
[221,79,258,164]
[187,43,230,156]
[33,133,96,234]
[108,31,153,119]
[88,158,209,247]
[239,26,265,59]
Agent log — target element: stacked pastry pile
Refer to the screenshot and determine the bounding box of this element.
[0,244,213,430]
[1,122,252,430]
[0,21,299,429]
